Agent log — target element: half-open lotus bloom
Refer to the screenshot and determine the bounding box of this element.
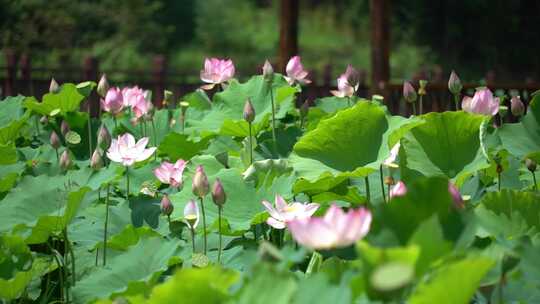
[106,133,156,166]
[131,93,153,121]
[287,204,371,250]
[154,160,188,188]
[285,56,311,85]
[184,199,199,229]
[389,181,407,198]
[462,88,499,116]
[331,65,358,98]
[200,58,235,89]
[101,87,124,115]
[448,182,464,209]
[122,86,145,108]
[261,195,319,229]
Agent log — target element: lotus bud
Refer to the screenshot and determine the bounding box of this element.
[163,90,173,107]
[211,178,226,207]
[448,182,464,209]
[60,150,71,171]
[160,195,174,216]
[496,163,503,174]
[418,80,428,96]
[511,96,525,117]
[97,125,111,149]
[300,100,310,118]
[525,158,537,172]
[192,165,209,198]
[90,149,103,170]
[49,78,60,93]
[262,60,274,82]
[389,181,407,198]
[448,70,463,95]
[243,98,255,123]
[60,120,70,136]
[184,199,199,228]
[345,65,360,89]
[403,81,417,103]
[50,131,61,149]
[97,74,110,98]
[40,116,49,125]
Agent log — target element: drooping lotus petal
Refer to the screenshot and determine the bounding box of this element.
[389,181,407,198]
[287,204,372,250]
[101,87,124,115]
[285,56,311,85]
[261,195,319,229]
[106,133,156,167]
[462,88,499,116]
[154,159,187,188]
[200,58,235,86]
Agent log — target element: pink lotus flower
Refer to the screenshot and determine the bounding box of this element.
[200,58,235,90]
[448,182,464,209]
[261,195,319,229]
[331,65,359,98]
[122,86,145,108]
[462,88,499,116]
[285,56,311,85]
[131,93,153,121]
[287,204,372,250]
[389,181,407,198]
[101,87,124,115]
[184,199,199,229]
[153,160,188,188]
[106,133,156,166]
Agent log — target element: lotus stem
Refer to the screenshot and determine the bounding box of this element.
[151,118,157,161]
[364,176,371,203]
[347,96,351,107]
[498,171,502,192]
[63,228,76,287]
[419,95,424,115]
[218,205,223,263]
[113,116,118,131]
[126,167,130,200]
[270,84,277,151]
[248,122,253,164]
[454,94,460,111]
[87,104,93,158]
[379,165,386,203]
[55,148,59,162]
[181,113,186,134]
[190,226,196,254]
[103,183,110,266]
[532,171,537,191]
[198,197,207,254]
[412,102,417,116]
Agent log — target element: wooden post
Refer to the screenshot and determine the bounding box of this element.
[152,55,166,108]
[4,49,18,97]
[370,0,390,96]
[279,0,299,72]
[20,54,33,96]
[83,56,100,117]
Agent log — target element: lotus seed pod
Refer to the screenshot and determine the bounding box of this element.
[211,178,226,206]
[262,60,274,82]
[192,165,210,198]
[60,150,71,171]
[418,80,428,96]
[160,195,174,216]
[97,74,110,98]
[163,90,174,107]
[243,98,255,123]
[90,149,103,170]
[403,81,417,103]
[49,78,60,93]
[526,158,537,172]
[50,131,61,149]
[60,120,70,136]
[448,70,463,95]
[510,96,525,117]
[97,125,111,149]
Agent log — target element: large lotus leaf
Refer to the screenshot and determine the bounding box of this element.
[0,163,24,193]
[0,174,89,243]
[290,102,423,183]
[72,236,182,303]
[474,190,540,239]
[186,75,297,135]
[123,109,182,146]
[0,96,30,144]
[147,266,239,304]
[408,256,494,304]
[170,167,294,233]
[0,143,17,165]
[314,96,350,114]
[157,132,212,161]
[235,263,298,304]
[375,177,465,244]
[498,94,540,161]
[23,83,85,115]
[292,272,352,304]
[0,235,40,300]
[400,111,489,185]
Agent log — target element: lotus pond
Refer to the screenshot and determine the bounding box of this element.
[0,58,539,303]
